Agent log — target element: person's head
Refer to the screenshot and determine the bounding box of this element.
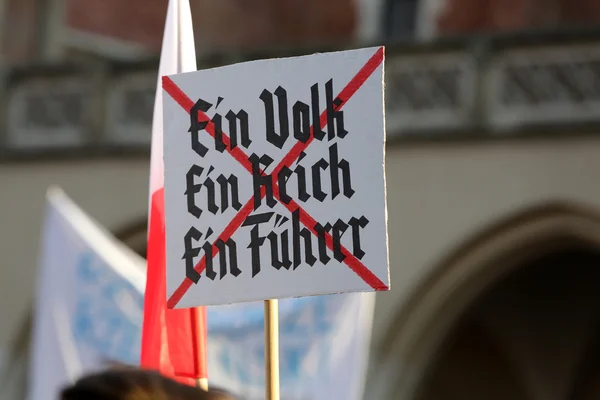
[60,368,236,400]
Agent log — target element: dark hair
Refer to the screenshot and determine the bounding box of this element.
[60,368,236,400]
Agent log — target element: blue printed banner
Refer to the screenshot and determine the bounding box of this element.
[28,189,147,400]
[29,189,374,400]
[206,292,374,400]
[72,252,144,366]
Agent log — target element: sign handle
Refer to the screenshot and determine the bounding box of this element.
[264,299,280,400]
[191,307,208,392]
[196,378,208,391]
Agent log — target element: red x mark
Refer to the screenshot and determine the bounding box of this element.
[165,47,387,309]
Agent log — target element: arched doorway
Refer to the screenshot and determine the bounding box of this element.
[415,247,600,400]
[375,203,600,400]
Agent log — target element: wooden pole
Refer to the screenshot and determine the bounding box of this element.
[264,299,280,400]
[191,307,208,392]
[196,378,208,391]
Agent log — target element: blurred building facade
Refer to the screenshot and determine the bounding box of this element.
[0,0,359,62]
[2,1,600,400]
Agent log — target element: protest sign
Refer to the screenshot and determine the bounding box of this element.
[163,47,389,309]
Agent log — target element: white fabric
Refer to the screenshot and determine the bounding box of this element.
[27,1,375,393]
[27,188,147,400]
[149,0,197,199]
[27,188,375,400]
[207,293,376,400]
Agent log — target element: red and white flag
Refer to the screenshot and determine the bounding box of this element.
[141,0,207,386]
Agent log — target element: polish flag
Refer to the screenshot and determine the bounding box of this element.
[141,0,207,387]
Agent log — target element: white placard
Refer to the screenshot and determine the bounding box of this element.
[163,47,389,309]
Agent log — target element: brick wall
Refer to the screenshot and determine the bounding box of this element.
[2,0,38,63]
[65,0,168,51]
[1,0,356,63]
[192,0,356,49]
[65,0,356,55]
[436,0,600,34]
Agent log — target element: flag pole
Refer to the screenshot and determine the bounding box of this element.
[196,378,208,391]
[264,299,280,400]
[191,306,208,391]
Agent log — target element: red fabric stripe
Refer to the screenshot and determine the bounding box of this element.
[141,188,207,382]
[190,306,207,377]
[164,47,387,308]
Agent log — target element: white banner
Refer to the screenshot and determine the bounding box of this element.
[28,188,375,400]
[28,188,146,400]
[207,292,375,400]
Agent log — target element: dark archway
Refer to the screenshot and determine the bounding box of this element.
[415,318,530,400]
[415,246,600,400]
[567,286,600,400]
[375,202,600,400]
[568,321,600,400]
